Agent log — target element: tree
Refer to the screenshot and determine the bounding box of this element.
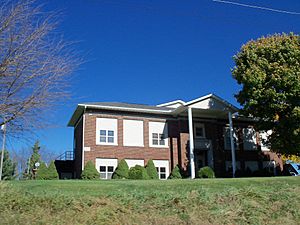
[47,161,59,180]
[112,159,129,179]
[29,141,41,177]
[145,160,158,179]
[168,165,182,179]
[232,33,300,155]
[81,161,99,180]
[0,0,79,135]
[1,150,17,180]
[128,165,149,180]
[35,162,48,180]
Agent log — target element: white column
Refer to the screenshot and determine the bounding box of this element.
[228,111,236,177]
[188,107,195,179]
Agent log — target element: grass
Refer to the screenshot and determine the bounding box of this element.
[1,177,300,225]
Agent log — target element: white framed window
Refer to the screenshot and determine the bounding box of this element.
[99,165,114,179]
[149,122,168,148]
[194,123,205,138]
[156,167,166,179]
[123,120,144,147]
[153,160,169,179]
[95,158,118,179]
[243,127,257,150]
[224,127,239,150]
[96,118,118,145]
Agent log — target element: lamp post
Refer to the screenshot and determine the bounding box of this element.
[0,124,7,181]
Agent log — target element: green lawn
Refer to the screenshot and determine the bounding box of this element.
[1,177,300,225]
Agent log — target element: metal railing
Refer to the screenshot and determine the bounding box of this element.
[194,138,211,150]
[56,151,74,161]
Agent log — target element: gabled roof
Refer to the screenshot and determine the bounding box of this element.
[67,93,240,127]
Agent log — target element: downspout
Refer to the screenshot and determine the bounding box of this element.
[82,106,86,171]
[228,111,236,177]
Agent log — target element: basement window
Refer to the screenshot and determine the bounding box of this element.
[99,166,114,179]
[156,167,167,179]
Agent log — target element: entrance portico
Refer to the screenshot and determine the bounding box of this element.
[172,94,239,178]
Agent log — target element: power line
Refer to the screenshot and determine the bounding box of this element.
[212,0,300,15]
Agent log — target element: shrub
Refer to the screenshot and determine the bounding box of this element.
[198,166,215,178]
[47,161,59,179]
[113,159,129,179]
[168,165,182,179]
[145,160,159,179]
[36,162,48,180]
[128,165,149,180]
[81,161,99,180]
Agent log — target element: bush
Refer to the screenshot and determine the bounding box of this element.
[128,165,149,180]
[145,160,158,179]
[81,161,100,180]
[36,162,48,180]
[168,165,182,179]
[47,161,59,179]
[113,159,129,179]
[198,166,215,178]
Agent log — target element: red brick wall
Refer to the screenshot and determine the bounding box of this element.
[82,113,176,171]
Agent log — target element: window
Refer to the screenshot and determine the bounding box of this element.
[259,130,272,151]
[152,133,165,146]
[96,118,118,145]
[95,158,118,179]
[194,123,205,138]
[149,122,168,147]
[99,165,114,179]
[244,161,259,172]
[224,127,239,150]
[225,161,241,172]
[153,160,169,179]
[99,130,114,143]
[156,167,167,179]
[123,120,144,147]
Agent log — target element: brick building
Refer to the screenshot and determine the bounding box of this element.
[66,94,280,179]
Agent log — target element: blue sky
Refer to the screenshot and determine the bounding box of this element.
[8,0,300,157]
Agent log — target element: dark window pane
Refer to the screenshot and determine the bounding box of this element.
[100,137,106,142]
[160,173,166,179]
[159,134,164,139]
[108,166,114,172]
[108,130,114,136]
[160,167,166,173]
[152,133,158,139]
[100,130,106,136]
[196,127,203,137]
[159,139,165,145]
[108,137,114,143]
[100,166,106,172]
[156,167,159,172]
[153,139,158,145]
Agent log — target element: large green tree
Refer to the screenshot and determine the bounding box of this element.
[1,150,17,180]
[232,33,300,155]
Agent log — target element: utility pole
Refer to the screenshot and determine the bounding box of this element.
[0,124,7,181]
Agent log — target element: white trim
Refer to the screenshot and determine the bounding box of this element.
[156,100,185,107]
[82,108,86,171]
[228,111,236,177]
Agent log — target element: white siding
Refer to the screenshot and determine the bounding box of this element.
[96,118,118,145]
[243,128,257,150]
[123,120,144,147]
[125,159,144,168]
[149,121,168,147]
